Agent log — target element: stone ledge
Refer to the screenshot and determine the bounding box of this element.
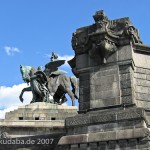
[133,43,150,54]
[18,102,78,110]
[66,108,145,127]
[0,120,64,128]
[5,102,78,120]
[58,127,149,145]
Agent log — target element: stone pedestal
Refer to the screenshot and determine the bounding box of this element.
[5,102,77,121]
[59,108,150,149]
[0,102,77,150]
[0,102,77,138]
[58,10,150,149]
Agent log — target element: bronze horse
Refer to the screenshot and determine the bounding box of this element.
[19,65,79,106]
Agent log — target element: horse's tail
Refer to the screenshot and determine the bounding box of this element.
[70,76,79,99]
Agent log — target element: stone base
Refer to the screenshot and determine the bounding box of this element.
[0,102,78,138]
[5,102,78,121]
[58,107,150,150]
[0,120,65,138]
[58,138,150,150]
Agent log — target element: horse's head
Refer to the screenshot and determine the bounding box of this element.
[20,65,32,83]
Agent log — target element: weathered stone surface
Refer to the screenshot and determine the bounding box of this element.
[136,100,150,109]
[120,73,132,81]
[121,95,133,104]
[89,142,98,149]
[128,139,138,149]
[59,139,150,150]
[66,108,145,128]
[87,119,145,133]
[5,102,78,121]
[135,78,150,87]
[108,141,117,149]
[88,65,120,109]
[134,78,150,107]
[94,81,119,92]
[66,115,89,127]
[118,45,133,61]
[0,120,65,128]
[59,10,150,150]
[57,145,70,150]
[94,89,120,99]
[93,69,118,78]
[80,80,90,88]
[135,85,149,94]
[93,65,118,73]
[135,67,147,74]
[118,140,127,149]
[70,144,79,150]
[121,88,133,96]
[58,128,149,145]
[92,75,117,86]
[90,97,121,108]
[133,52,150,69]
[138,140,150,149]
[79,87,90,95]
[107,51,118,63]
[135,93,150,101]
[79,73,90,81]
[79,143,87,150]
[147,74,150,81]
[120,80,132,89]
[146,69,150,75]
[79,94,90,102]
[99,142,107,150]
[76,54,89,69]
[3,102,77,138]
[134,73,147,80]
[58,134,88,145]
[119,65,133,74]
[79,102,90,110]
[88,131,116,143]
[74,126,88,135]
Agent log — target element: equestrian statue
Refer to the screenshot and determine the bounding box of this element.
[19,52,79,106]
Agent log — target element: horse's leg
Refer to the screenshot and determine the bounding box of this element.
[66,88,75,106]
[19,87,31,103]
[54,85,67,104]
[63,76,75,106]
[31,88,37,103]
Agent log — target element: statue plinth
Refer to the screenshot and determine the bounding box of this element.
[0,102,77,149]
[5,102,77,121]
[58,11,150,150]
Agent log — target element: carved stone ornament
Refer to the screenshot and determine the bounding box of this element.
[71,10,142,65]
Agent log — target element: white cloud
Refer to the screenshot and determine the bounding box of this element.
[4,46,21,56]
[57,54,74,62]
[0,83,32,119]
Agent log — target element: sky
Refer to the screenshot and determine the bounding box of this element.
[0,0,150,118]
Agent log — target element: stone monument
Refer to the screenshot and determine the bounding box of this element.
[58,10,150,149]
[0,53,78,150]
[19,52,79,106]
